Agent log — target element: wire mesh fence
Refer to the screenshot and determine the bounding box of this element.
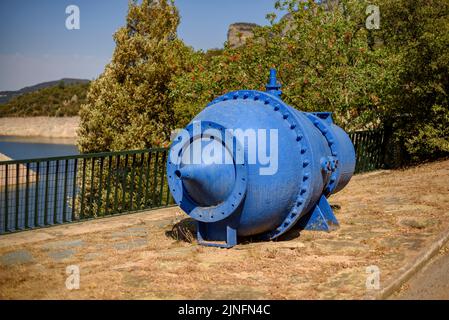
[0,149,174,234]
[349,129,386,174]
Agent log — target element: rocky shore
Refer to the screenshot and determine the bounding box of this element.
[0,117,79,139]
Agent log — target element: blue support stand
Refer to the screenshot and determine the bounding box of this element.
[197,216,239,248]
[300,195,339,231]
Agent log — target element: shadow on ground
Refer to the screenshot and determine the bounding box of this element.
[165,218,196,243]
[166,203,343,245]
[166,217,306,245]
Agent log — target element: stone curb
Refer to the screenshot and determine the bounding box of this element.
[368,227,449,300]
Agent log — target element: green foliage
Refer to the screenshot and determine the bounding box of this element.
[76,0,192,215]
[171,0,449,160]
[405,105,449,160]
[0,83,89,117]
[375,0,449,161]
[79,0,449,162]
[171,0,395,131]
[78,0,194,153]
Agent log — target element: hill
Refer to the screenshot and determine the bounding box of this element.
[0,82,90,117]
[0,78,90,104]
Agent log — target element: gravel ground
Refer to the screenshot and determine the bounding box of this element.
[0,159,448,299]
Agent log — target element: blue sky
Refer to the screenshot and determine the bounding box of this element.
[0,0,283,91]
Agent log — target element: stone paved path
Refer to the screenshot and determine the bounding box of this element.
[392,244,449,300]
[0,160,448,299]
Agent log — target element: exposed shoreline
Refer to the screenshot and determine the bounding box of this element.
[0,117,79,140]
[0,135,77,145]
[0,153,37,186]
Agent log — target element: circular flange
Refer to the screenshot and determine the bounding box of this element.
[304,113,339,195]
[167,121,248,223]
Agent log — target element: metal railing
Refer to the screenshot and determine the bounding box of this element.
[0,148,174,234]
[349,129,385,174]
[0,129,387,234]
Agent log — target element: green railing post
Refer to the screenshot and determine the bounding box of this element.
[71,159,78,222]
[88,157,96,217]
[129,154,137,211]
[53,160,60,224]
[354,132,362,173]
[25,163,30,228]
[144,152,152,207]
[79,159,87,220]
[377,130,385,169]
[96,157,104,215]
[136,153,145,210]
[121,154,129,213]
[62,159,69,223]
[34,162,40,227]
[151,151,160,208]
[4,164,8,232]
[104,156,113,216]
[113,155,121,215]
[15,163,19,229]
[158,151,167,207]
[360,132,366,172]
[43,161,50,225]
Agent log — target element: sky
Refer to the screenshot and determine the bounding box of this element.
[0,0,283,91]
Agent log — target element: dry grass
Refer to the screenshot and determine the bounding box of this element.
[0,159,449,300]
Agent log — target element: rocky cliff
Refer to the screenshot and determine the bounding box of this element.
[227,22,259,49]
[226,1,341,48]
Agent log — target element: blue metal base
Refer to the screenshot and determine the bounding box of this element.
[197,215,240,248]
[299,195,339,231]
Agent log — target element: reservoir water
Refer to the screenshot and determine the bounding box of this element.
[0,136,79,233]
[0,136,79,160]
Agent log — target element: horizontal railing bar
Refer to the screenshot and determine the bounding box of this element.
[0,129,384,166]
[0,204,177,237]
[0,129,383,166]
[0,148,168,165]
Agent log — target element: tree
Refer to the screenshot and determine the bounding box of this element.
[78,0,193,153]
[376,0,449,161]
[171,0,392,131]
[75,0,194,217]
[78,0,449,163]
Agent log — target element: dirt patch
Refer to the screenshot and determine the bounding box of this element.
[0,160,448,299]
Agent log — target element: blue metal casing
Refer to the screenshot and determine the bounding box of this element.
[167,69,356,248]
